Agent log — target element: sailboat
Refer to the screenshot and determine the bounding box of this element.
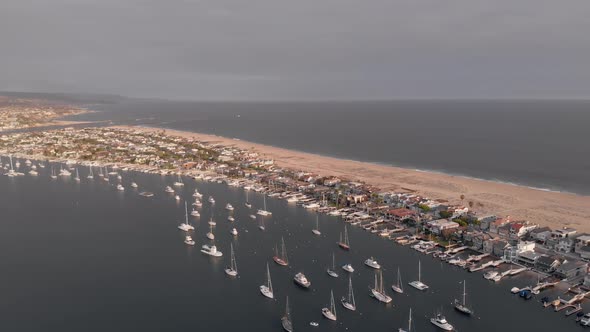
[244,190,252,208]
[50,167,57,179]
[178,201,195,231]
[98,167,104,177]
[87,166,94,179]
[74,168,80,182]
[454,280,473,315]
[273,237,289,266]
[408,260,429,291]
[257,195,272,216]
[281,296,293,332]
[391,267,404,294]
[260,263,274,299]
[184,235,195,246]
[370,270,392,303]
[224,243,238,277]
[321,290,337,321]
[398,308,413,332]
[206,224,215,240]
[312,215,321,235]
[173,173,184,186]
[327,252,339,278]
[341,276,356,311]
[337,226,350,250]
[102,167,109,181]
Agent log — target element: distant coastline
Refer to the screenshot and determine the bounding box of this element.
[120,124,590,233]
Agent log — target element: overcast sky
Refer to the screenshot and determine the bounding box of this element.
[1,0,589,100]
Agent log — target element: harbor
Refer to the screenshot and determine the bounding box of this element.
[0,159,587,331]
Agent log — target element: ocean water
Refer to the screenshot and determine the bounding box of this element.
[0,160,585,331]
[67,99,590,195]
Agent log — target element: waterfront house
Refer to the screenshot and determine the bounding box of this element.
[529,227,552,243]
[535,255,562,273]
[554,260,588,280]
[489,216,511,234]
[387,208,419,223]
[426,219,460,235]
[574,234,590,253]
[577,246,590,260]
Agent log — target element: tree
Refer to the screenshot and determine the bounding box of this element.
[439,210,453,219]
[468,201,474,208]
[460,194,465,201]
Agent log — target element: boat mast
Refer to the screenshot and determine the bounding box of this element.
[185,201,189,224]
[281,237,288,263]
[398,267,403,290]
[231,243,237,272]
[266,263,273,293]
[348,276,355,307]
[344,226,349,246]
[418,261,422,283]
[330,290,336,317]
[332,252,335,270]
[408,308,412,331]
[462,280,467,306]
[285,296,291,320]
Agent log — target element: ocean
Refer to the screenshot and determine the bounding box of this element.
[0,160,584,331]
[68,99,590,196]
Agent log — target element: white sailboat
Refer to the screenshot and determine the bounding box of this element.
[260,263,274,299]
[74,168,80,182]
[312,215,321,235]
[257,195,272,216]
[398,308,413,332]
[391,267,404,294]
[184,235,195,246]
[245,190,252,208]
[341,276,356,311]
[224,243,238,277]
[178,201,195,231]
[173,173,184,186]
[370,270,392,304]
[87,166,94,179]
[322,290,337,321]
[409,260,429,291]
[206,224,215,240]
[50,167,57,179]
[327,252,339,278]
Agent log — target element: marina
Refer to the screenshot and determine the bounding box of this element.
[0,158,587,331]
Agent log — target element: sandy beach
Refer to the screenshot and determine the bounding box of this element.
[114,125,590,233]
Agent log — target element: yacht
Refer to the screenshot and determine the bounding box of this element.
[208,196,215,204]
[294,272,311,288]
[224,243,238,277]
[337,226,350,250]
[364,257,381,269]
[31,164,37,170]
[341,276,356,311]
[173,174,184,187]
[342,264,354,273]
[164,186,174,193]
[175,195,180,201]
[581,313,590,326]
[190,209,200,217]
[178,202,195,231]
[399,308,413,332]
[273,237,289,266]
[430,313,454,331]
[193,199,202,207]
[206,224,215,240]
[227,216,235,222]
[484,270,499,280]
[321,290,337,321]
[230,228,238,236]
[408,261,429,291]
[391,267,404,294]
[116,184,125,191]
[309,322,318,327]
[454,280,473,315]
[116,174,122,181]
[200,244,223,257]
[260,263,274,299]
[184,235,195,246]
[312,215,321,235]
[370,270,392,304]
[281,297,293,332]
[24,159,31,166]
[29,169,38,176]
[249,214,257,220]
[192,189,203,199]
[130,182,138,188]
[225,203,234,211]
[327,252,339,278]
[139,191,154,197]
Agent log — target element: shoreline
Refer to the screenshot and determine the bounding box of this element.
[114,124,590,233]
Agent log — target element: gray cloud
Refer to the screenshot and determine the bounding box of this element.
[1,0,589,100]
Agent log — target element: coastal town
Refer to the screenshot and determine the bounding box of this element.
[0,96,87,131]
[1,101,590,326]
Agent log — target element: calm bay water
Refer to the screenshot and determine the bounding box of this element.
[68,99,590,195]
[0,159,585,331]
